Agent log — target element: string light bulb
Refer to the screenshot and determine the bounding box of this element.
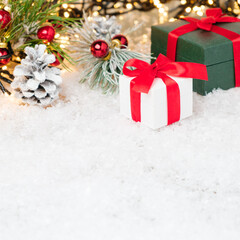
[62,3,68,9]
[197,10,204,16]
[126,3,133,10]
[64,11,70,18]
[208,0,214,5]
[185,7,191,13]
[181,0,187,5]
[153,0,168,24]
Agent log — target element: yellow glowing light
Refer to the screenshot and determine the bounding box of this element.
[208,0,214,4]
[181,0,187,5]
[238,0,240,4]
[185,7,191,13]
[126,3,133,10]
[159,7,164,13]
[142,34,148,43]
[62,3,68,9]
[62,36,68,40]
[4,6,11,11]
[193,6,199,12]
[114,2,121,8]
[234,8,240,14]
[197,10,204,16]
[60,44,65,48]
[153,0,161,7]
[16,57,21,62]
[134,20,139,25]
[93,11,99,16]
[64,12,70,18]
[2,66,7,70]
[55,33,60,38]
[169,18,176,22]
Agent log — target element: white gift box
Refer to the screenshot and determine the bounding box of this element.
[119,75,193,129]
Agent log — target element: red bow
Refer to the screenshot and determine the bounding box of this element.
[184,8,240,31]
[167,8,240,87]
[123,54,208,124]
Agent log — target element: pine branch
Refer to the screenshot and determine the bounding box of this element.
[73,14,150,94]
[2,0,79,68]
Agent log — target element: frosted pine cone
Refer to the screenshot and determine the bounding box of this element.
[11,44,62,107]
[91,16,121,39]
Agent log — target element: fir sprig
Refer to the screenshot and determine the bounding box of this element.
[1,0,79,66]
[71,14,150,94]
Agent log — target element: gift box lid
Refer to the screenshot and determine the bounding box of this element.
[151,20,240,66]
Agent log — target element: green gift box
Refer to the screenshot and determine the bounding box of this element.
[151,20,240,95]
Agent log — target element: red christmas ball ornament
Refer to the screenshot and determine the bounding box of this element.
[50,52,64,67]
[0,9,11,29]
[112,34,128,49]
[91,40,109,58]
[0,48,10,66]
[37,25,56,42]
[48,20,63,29]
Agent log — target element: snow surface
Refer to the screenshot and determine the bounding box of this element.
[0,70,240,240]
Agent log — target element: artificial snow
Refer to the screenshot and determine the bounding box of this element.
[1,9,240,239]
[0,69,240,240]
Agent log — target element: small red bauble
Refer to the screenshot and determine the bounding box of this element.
[91,40,109,58]
[0,48,10,66]
[0,10,11,29]
[37,26,56,42]
[112,34,128,49]
[48,20,63,29]
[52,23,63,29]
[50,52,64,67]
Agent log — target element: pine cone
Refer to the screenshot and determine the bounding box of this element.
[91,16,121,39]
[11,44,62,107]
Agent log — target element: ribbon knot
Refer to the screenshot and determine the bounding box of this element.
[122,54,208,124]
[184,8,240,31]
[167,8,240,87]
[197,16,217,31]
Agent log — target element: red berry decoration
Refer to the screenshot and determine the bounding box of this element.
[48,20,63,29]
[91,40,109,58]
[0,10,11,29]
[112,34,128,49]
[0,48,10,66]
[51,52,64,67]
[37,26,56,42]
[52,23,63,29]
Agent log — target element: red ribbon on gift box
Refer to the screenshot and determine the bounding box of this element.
[167,8,240,86]
[123,54,208,125]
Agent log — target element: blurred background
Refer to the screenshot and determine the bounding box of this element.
[56,0,240,19]
[54,0,240,52]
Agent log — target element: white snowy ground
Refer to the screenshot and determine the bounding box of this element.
[0,70,240,240]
